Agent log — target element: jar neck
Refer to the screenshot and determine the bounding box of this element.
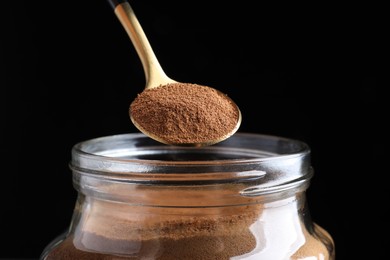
[73,169,311,207]
[70,133,312,199]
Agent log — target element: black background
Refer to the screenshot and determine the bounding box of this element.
[1,1,387,259]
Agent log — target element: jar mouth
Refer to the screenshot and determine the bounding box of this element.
[70,132,311,188]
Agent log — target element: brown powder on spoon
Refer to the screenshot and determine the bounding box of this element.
[129,83,240,145]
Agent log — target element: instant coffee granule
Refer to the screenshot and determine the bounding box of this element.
[129,83,240,145]
[45,213,257,259]
[44,191,331,259]
[44,203,259,259]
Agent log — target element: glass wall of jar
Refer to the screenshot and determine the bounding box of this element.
[41,133,335,259]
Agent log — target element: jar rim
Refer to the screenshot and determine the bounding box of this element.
[70,132,311,188]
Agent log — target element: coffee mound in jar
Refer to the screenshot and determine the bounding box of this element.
[43,201,331,259]
[45,204,259,259]
[129,83,240,145]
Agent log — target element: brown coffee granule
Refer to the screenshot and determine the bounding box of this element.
[43,217,332,260]
[44,202,259,259]
[43,199,333,259]
[44,232,256,260]
[129,83,240,145]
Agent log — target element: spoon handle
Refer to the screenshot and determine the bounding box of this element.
[107,0,176,89]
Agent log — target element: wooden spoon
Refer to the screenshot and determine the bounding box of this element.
[107,0,242,146]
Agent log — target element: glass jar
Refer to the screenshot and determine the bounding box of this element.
[40,132,335,259]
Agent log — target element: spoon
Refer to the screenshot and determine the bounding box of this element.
[107,0,242,146]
